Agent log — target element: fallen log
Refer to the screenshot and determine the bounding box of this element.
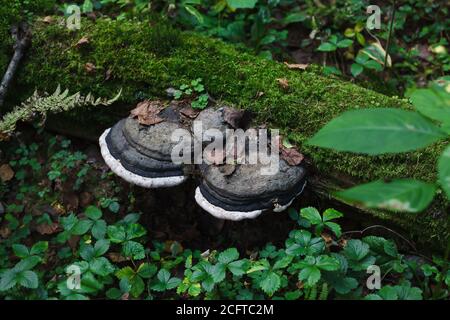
[2,17,448,249]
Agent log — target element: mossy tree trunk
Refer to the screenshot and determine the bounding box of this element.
[2,17,448,249]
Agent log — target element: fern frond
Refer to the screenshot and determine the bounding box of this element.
[0,86,122,137]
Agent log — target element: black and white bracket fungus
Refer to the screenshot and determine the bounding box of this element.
[194,154,307,221]
[99,117,190,188]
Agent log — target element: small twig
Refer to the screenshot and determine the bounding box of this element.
[0,23,31,109]
[384,1,397,71]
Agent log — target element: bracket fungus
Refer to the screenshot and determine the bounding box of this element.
[99,100,307,221]
[99,104,191,188]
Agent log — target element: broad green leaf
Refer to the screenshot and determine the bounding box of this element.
[336,179,436,213]
[85,206,102,220]
[337,39,353,48]
[343,240,369,261]
[92,219,107,240]
[307,108,446,154]
[228,259,249,276]
[167,277,181,290]
[72,219,93,235]
[282,12,306,25]
[79,245,95,261]
[30,241,48,255]
[325,222,342,237]
[394,284,422,300]
[122,241,145,260]
[315,255,340,271]
[129,275,145,298]
[137,263,157,279]
[300,207,322,225]
[125,223,146,240]
[94,239,110,257]
[90,257,115,277]
[107,225,126,243]
[184,5,204,24]
[0,270,17,291]
[438,145,450,200]
[157,269,171,284]
[218,248,239,264]
[259,272,281,296]
[14,256,41,272]
[351,63,364,77]
[410,88,450,122]
[298,266,321,286]
[317,42,337,52]
[16,270,38,289]
[322,208,343,222]
[12,244,29,258]
[226,0,257,9]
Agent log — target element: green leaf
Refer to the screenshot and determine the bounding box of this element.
[410,88,450,122]
[337,39,353,48]
[324,222,342,237]
[92,219,107,239]
[14,256,41,272]
[259,271,281,296]
[122,241,145,260]
[125,223,146,240]
[94,239,110,257]
[322,208,343,222]
[167,277,181,290]
[218,248,239,264]
[16,270,38,289]
[329,276,358,295]
[317,42,337,52]
[315,256,340,271]
[107,225,126,243]
[79,245,95,261]
[350,63,364,77]
[85,206,102,220]
[336,179,436,213]
[90,257,115,277]
[226,0,257,9]
[298,266,321,286]
[12,244,29,258]
[438,145,450,200]
[343,240,370,261]
[137,263,157,279]
[394,284,423,300]
[130,275,145,298]
[228,259,249,276]
[307,108,446,155]
[0,270,17,291]
[30,241,48,255]
[300,207,322,225]
[72,219,93,235]
[282,12,306,25]
[184,5,204,24]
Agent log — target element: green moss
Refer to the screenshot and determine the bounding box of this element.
[8,18,449,248]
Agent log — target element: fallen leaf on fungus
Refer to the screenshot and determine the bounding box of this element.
[130,100,165,126]
[281,147,304,166]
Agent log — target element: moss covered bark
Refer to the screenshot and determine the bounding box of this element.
[2,18,448,248]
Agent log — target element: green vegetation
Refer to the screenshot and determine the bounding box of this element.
[2,18,446,247]
[0,135,447,299]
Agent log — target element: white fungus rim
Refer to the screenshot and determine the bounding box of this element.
[99,128,187,188]
[195,187,263,221]
[195,180,307,220]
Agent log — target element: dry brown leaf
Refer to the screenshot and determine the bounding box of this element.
[84,62,96,73]
[281,147,304,166]
[76,36,90,47]
[108,252,127,263]
[180,106,200,119]
[36,222,60,235]
[0,164,14,182]
[0,226,11,238]
[105,68,112,81]
[130,100,165,126]
[276,78,289,89]
[284,62,309,70]
[42,16,54,24]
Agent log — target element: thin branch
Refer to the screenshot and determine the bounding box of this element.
[0,24,31,109]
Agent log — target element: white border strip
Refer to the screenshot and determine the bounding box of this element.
[195,187,263,221]
[99,128,187,188]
